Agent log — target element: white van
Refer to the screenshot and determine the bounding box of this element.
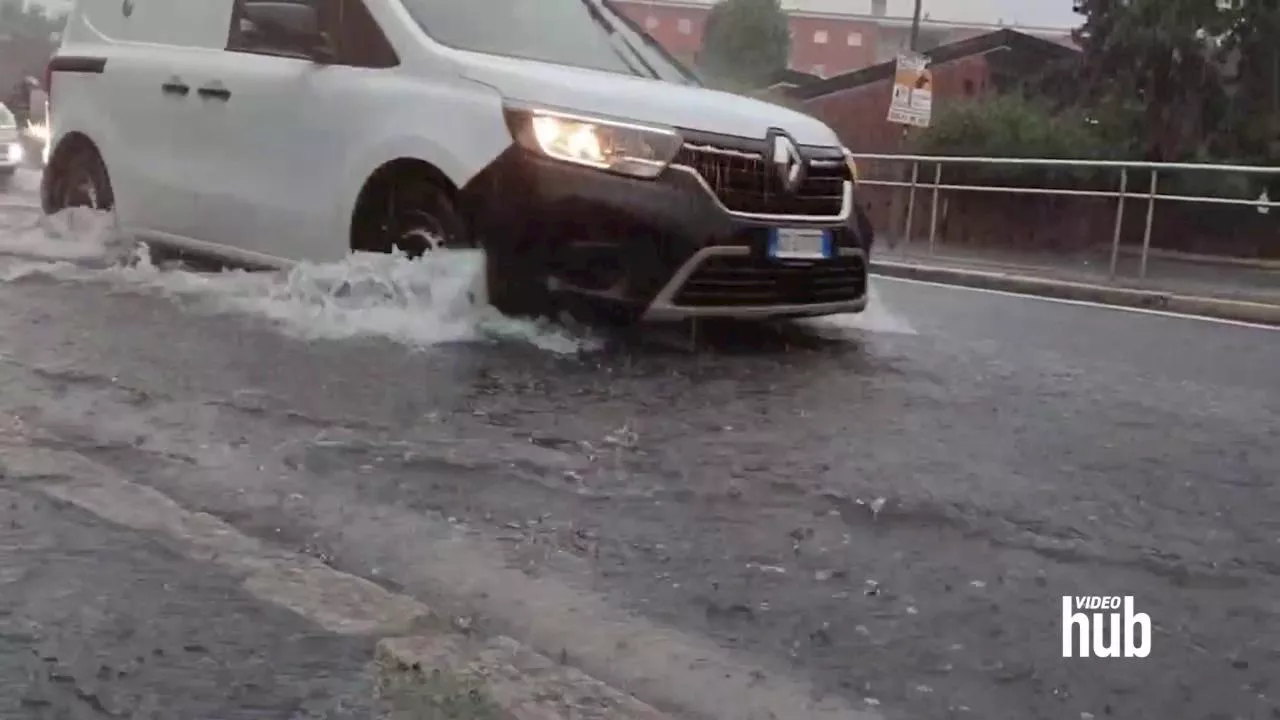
[41,0,872,321]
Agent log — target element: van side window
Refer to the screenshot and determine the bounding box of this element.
[226,0,399,68]
[226,0,322,59]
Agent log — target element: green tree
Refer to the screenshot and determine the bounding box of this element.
[1072,0,1234,161]
[697,0,790,90]
[1218,1,1280,164]
[911,94,1116,188]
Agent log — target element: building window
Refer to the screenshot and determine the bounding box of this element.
[645,15,658,30]
[677,18,691,34]
[814,29,828,44]
[847,31,862,46]
[812,64,826,77]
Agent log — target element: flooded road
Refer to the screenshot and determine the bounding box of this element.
[1,173,1278,719]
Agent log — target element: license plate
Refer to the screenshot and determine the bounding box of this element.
[768,228,832,260]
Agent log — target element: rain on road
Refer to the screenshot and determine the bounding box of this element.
[1,170,1277,719]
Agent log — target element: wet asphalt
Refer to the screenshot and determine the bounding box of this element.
[0,488,379,719]
[0,173,1278,719]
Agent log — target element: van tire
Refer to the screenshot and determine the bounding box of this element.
[45,142,114,213]
[353,171,554,319]
[483,241,556,320]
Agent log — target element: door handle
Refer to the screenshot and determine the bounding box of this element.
[197,86,231,101]
[160,80,190,96]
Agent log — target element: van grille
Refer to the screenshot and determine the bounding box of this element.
[673,253,866,307]
[671,136,849,218]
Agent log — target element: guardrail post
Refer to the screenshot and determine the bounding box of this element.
[1139,170,1158,279]
[1108,168,1128,279]
[927,161,942,255]
[902,160,919,248]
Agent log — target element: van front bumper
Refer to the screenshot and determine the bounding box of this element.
[460,144,872,322]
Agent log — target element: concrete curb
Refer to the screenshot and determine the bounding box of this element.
[870,260,1280,326]
[376,635,671,720]
[1112,245,1280,271]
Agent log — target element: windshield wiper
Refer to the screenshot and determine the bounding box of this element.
[600,0,700,84]
[576,0,663,80]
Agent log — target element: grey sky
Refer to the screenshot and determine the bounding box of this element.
[989,0,1080,28]
[867,0,1081,28]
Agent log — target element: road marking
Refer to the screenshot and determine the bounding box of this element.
[0,441,881,720]
[876,275,1280,332]
[0,443,671,719]
[15,447,431,636]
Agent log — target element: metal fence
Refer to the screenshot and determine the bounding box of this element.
[847,153,1280,281]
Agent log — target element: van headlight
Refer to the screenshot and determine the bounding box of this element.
[5,142,22,162]
[504,107,682,179]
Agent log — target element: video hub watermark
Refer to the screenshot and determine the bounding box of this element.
[1062,595,1151,658]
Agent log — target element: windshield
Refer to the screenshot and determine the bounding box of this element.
[0,105,14,128]
[398,0,700,85]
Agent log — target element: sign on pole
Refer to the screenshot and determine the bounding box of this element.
[887,51,932,128]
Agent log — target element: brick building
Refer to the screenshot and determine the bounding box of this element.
[612,0,1076,78]
[790,29,1079,153]
[781,29,1080,241]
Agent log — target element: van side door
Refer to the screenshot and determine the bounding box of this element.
[61,0,234,239]
[189,0,400,264]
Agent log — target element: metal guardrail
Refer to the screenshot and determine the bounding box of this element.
[847,153,1280,279]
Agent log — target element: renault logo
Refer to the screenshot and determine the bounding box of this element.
[770,133,805,194]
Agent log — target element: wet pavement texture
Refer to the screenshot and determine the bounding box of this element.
[0,487,377,719]
[0,176,1278,719]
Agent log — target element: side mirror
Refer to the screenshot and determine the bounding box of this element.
[308,33,337,64]
[240,1,336,63]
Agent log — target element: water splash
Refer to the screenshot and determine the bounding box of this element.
[110,248,598,354]
[806,281,917,336]
[0,207,598,355]
[0,202,909,353]
[0,205,128,265]
[23,120,50,166]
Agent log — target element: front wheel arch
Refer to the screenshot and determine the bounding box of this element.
[348,157,459,254]
[345,156,553,318]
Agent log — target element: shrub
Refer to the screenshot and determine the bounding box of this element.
[908,93,1266,200]
[909,94,1126,190]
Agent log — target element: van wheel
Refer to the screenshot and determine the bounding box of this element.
[360,174,553,319]
[46,144,114,212]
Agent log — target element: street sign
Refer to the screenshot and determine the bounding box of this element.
[888,51,932,128]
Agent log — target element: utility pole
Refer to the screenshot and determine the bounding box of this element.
[894,0,925,250]
[909,0,923,50]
